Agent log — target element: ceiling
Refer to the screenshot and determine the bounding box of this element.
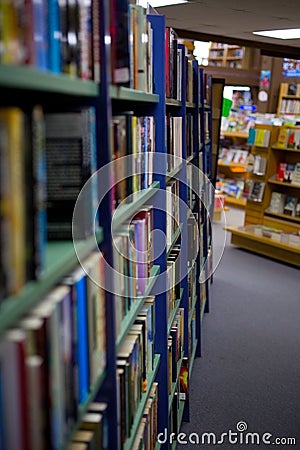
[155,0,300,57]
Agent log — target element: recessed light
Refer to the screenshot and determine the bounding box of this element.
[253,28,300,39]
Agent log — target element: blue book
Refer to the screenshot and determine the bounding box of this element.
[33,0,48,70]
[73,268,90,404]
[48,0,62,73]
[247,127,256,145]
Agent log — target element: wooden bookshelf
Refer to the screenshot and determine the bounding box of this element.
[228,124,300,266]
[277,82,300,115]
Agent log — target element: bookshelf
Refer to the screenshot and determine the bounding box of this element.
[208,43,251,70]
[277,82,300,115]
[229,124,300,266]
[0,2,218,449]
[218,130,250,209]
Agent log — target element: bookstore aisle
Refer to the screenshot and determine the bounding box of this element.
[178,208,300,449]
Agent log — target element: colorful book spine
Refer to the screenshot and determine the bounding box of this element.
[48,0,62,73]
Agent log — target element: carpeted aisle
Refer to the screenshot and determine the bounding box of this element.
[177,208,300,449]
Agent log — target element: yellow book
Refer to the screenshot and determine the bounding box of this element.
[276,127,289,148]
[255,128,265,147]
[0,1,24,64]
[0,108,25,295]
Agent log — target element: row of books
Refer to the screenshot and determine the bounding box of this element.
[219,147,249,164]
[167,244,181,321]
[116,299,155,445]
[112,114,155,210]
[267,192,300,217]
[166,180,180,247]
[186,113,194,159]
[279,99,300,115]
[251,154,267,176]
[168,309,185,396]
[0,0,101,79]
[113,207,154,338]
[217,177,249,200]
[67,402,108,450]
[247,127,271,148]
[166,115,183,172]
[276,127,300,149]
[112,2,153,92]
[0,106,98,298]
[276,162,300,184]
[131,382,158,450]
[186,163,197,209]
[0,252,106,450]
[245,225,300,247]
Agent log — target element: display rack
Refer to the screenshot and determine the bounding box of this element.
[229,124,300,266]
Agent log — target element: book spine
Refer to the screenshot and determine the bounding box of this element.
[48,0,62,73]
[76,274,90,404]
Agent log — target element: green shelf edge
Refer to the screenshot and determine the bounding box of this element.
[188,295,198,327]
[109,85,159,103]
[0,228,104,334]
[168,288,184,335]
[124,354,161,450]
[112,182,160,230]
[201,297,207,321]
[186,102,195,108]
[167,223,183,257]
[62,368,107,450]
[166,163,183,181]
[189,338,198,375]
[166,98,182,107]
[116,265,160,350]
[0,64,99,96]
[171,401,186,450]
[168,351,184,413]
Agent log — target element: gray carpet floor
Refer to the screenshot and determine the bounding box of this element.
[177,208,300,449]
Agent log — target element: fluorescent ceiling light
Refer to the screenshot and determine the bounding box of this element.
[150,0,187,7]
[253,28,300,39]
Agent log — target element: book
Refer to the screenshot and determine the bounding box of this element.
[268,192,286,214]
[81,413,103,449]
[48,0,62,73]
[111,0,130,85]
[45,108,97,239]
[0,329,30,450]
[72,430,96,450]
[84,252,106,385]
[276,127,289,148]
[24,105,47,281]
[0,108,25,296]
[248,181,265,202]
[284,196,297,216]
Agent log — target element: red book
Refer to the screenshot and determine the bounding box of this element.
[276,162,287,181]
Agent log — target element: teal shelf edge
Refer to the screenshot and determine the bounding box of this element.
[109,85,159,103]
[166,98,182,107]
[112,181,160,230]
[171,400,186,450]
[186,101,195,108]
[62,368,107,450]
[201,297,207,321]
[0,64,99,96]
[156,443,161,450]
[189,338,198,375]
[167,288,184,335]
[168,351,184,413]
[124,354,161,450]
[116,265,160,350]
[177,400,186,432]
[188,294,198,327]
[167,223,183,257]
[186,153,196,163]
[0,227,104,335]
[166,163,183,181]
